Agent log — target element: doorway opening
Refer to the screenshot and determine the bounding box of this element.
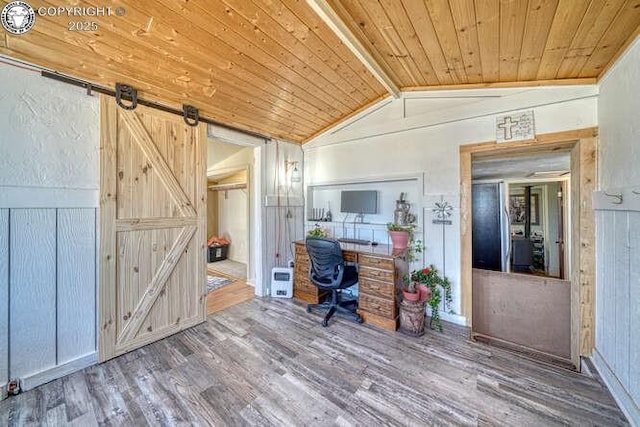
[471,152,572,365]
[460,128,597,370]
[206,139,254,314]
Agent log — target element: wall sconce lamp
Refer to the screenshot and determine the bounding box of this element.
[285,160,302,183]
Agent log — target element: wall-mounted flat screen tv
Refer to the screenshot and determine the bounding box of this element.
[340,190,378,214]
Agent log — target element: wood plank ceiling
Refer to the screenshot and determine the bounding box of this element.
[1,1,639,143]
[326,0,640,90]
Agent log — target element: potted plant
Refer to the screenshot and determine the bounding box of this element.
[410,265,453,332]
[401,274,421,302]
[386,223,413,250]
[307,224,328,238]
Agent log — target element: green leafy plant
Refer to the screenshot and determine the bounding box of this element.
[387,223,424,263]
[307,224,328,238]
[410,265,453,332]
[386,223,415,232]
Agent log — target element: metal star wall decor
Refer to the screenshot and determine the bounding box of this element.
[433,201,453,224]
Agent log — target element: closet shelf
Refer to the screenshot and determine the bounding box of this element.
[208,182,247,191]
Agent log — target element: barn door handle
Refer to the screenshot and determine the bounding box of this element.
[115,83,138,110]
[183,105,199,127]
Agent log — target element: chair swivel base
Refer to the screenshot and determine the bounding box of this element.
[307,299,363,327]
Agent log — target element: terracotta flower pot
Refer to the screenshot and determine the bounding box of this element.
[389,230,410,251]
[403,288,420,302]
[417,284,431,302]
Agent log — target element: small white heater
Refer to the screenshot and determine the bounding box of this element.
[270,267,293,298]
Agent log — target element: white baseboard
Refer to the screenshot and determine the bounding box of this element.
[591,349,639,426]
[426,307,468,326]
[20,352,97,391]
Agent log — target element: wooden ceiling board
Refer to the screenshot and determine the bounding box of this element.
[579,0,640,77]
[555,0,621,78]
[246,0,383,98]
[475,0,501,81]
[6,28,312,141]
[517,0,559,81]
[448,0,484,83]
[536,0,593,79]
[329,0,639,90]
[377,0,440,85]
[327,0,413,85]
[499,0,528,81]
[220,0,370,106]
[284,0,386,93]
[357,0,426,86]
[0,0,388,143]
[23,1,320,136]
[402,0,456,85]
[125,1,349,125]
[100,0,342,126]
[154,0,358,113]
[424,0,469,84]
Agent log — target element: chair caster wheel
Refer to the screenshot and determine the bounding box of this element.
[322,319,328,327]
[306,306,311,313]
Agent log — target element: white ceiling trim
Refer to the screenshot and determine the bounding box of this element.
[306,0,400,98]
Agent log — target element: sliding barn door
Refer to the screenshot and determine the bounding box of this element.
[99,95,207,361]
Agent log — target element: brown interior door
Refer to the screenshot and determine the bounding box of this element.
[99,95,207,361]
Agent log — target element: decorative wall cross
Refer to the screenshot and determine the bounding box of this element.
[496,110,535,143]
[497,116,518,140]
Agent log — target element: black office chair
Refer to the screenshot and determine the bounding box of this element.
[305,237,363,327]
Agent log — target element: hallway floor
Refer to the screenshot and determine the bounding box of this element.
[207,259,247,280]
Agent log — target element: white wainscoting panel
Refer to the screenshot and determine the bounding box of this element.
[0,209,8,395]
[595,206,640,424]
[9,209,58,379]
[57,209,96,364]
[262,206,304,296]
[1,207,98,394]
[629,212,640,407]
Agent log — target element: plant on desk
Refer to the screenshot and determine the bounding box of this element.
[307,224,328,238]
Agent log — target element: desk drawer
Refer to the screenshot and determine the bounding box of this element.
[343,251,357,263]
[359,293,396,318]
[359,277,395,300]
[295,258,310,274]
[294,276,317,295]
[359,266,394,282]
[358,254,394,270]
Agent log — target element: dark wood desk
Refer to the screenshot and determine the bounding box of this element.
[293,241,407,331]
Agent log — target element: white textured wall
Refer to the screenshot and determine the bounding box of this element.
[305,86,598,324]
[595,38,640,424]
[0,63,99,200]
[0,62,99,392]
[218,189,248,263]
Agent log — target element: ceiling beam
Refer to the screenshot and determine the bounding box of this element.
[306,0,400,98]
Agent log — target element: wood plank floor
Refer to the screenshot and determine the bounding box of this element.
[0,298,628,426]
[206,279,255,315]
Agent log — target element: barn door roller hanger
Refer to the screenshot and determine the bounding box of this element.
[115,83,138,110]
[40,71,265,138]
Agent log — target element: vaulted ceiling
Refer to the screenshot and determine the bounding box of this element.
[1,0,639,143]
